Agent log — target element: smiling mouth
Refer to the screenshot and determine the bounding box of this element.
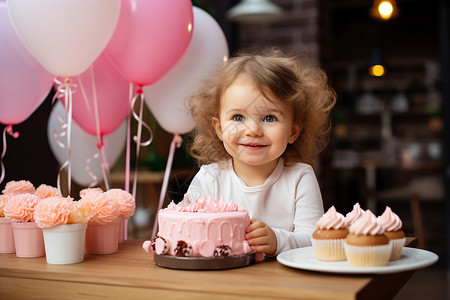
[240,143,267,149]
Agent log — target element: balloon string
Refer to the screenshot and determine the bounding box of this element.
[52,77,76,196]
[85,152,100,187]
[124,83,133,241]
[152,133,182,239]
[130,89,153,199]
[76,74,92,115]
[89,66,110,190]
[125,83,133,193]
[0,125,19,186]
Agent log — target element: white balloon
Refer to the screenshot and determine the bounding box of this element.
[47,102,126,187]
[7,0,120,77]
[143,7,229,134]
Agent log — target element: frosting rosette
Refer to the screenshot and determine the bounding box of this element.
[4,193,40,222]
[345,203,365,225]
[377,206,402,232]
[34,196,72,228]
[104,189,135,218]
[316,206,346,230]
[34,184,60,199]
[169,195,246,213]
[2,180,35,195]
[349,210,385,236]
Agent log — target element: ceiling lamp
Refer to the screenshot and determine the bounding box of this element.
[227,0,284,24]
[370,0,400,21]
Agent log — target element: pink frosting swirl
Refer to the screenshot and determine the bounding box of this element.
[4,193,40,222]
[169,195,246,213]
[2,180,35,195]
[377,206,402,231]
[345,203,365,225]
[34,184,60,199]
[349,210,385,236]
[315,206,346,230]
[34,196,72,228]
[105,189,136,218]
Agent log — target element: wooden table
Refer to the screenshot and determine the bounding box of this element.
[0,239,417,300]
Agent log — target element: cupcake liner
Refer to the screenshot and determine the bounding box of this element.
[311,238,347,261]
[389,238,406,260]
[344,243,391,267]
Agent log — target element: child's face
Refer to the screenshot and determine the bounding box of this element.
[212,75,301,171]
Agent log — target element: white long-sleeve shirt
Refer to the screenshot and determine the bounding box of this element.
[186,158,324,255]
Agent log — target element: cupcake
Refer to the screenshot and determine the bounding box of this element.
[345,203,365,226]
[378,206,405,260]
[312,206,348,261]
[345,210,391,267]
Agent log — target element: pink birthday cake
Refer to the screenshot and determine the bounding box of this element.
[144,196,251,258]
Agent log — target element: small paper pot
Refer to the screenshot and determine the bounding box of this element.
[0,217,15,253]
[85,219,120,254]
[344,243,392,267]
[42,223,87,264]
[11,222,45,258]
[389,238,406,260]
[311,238,347,261]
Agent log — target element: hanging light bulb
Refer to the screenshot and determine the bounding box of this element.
[370,0,400,21]
[369,46,385,77]
[227,0,284,23]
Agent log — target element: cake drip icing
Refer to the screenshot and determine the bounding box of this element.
[316,206,346,230]
[378,206,402,231]
[349,210,385,236]
[345,203,365,225]
[166,195,246,213]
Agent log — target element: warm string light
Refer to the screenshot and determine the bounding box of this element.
[370,0,399,21]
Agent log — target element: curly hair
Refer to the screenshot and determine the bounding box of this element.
[188,48,336,167]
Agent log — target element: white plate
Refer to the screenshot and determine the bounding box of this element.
[277,247,438,274]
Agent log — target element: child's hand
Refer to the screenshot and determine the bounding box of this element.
[245,219,277,256]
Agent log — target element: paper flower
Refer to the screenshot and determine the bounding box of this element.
[4,193,40,222]
[2,180,35,195]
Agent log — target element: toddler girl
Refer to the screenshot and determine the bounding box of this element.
[186,49,336,256]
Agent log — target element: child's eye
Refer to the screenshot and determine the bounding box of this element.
[263,115,277,122]
[232,114,245,122]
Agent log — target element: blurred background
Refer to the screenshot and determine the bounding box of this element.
[1,1,448,298]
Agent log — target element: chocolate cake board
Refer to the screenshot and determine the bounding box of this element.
[153,253,255,270]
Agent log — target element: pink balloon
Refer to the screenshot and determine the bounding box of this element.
[68,53,131,136]
[105,0,193,86]
[0,2,53,125]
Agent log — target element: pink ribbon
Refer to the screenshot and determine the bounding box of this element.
[52,77,76,196]
[0,125,19,185]
[77,66,111,189]
[151,133,182,239]
[130,87,153,199]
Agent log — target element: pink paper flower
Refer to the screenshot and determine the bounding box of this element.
[0,194,12,217]
[34,184,60,199]
[4,193,40,222]
[34,196,72,228]
[105,188,135,219]
[2,180,35,195]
